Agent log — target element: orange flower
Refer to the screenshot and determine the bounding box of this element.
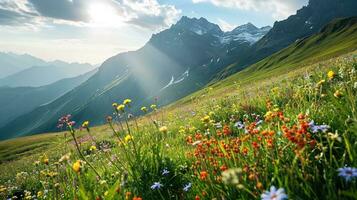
[195,195,200,200]
[133,197,142,200]
[200,171,208,180]
[220,165,228,171]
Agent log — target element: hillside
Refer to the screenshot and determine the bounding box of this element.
[214,17,357,88]
[0,17,270,139]
[218,0,357,77]
[0,69,97,129]
[0,35,356,200]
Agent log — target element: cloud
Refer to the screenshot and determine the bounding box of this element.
[0,0,181,30]
[192,0,307,20]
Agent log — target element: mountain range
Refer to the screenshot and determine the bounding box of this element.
[0,69,97,128]
[0,53,96,87]
[0,0,356,140]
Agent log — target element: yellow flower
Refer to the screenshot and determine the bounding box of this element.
[124,135,133,142]
[201,115,210,123]
[150,104,157,110]
[82,121,89,128]
[112,102,118,107]
[327,70,336,80]
[209,111,215,116]
[159,126,168,133]
[334,90,342,98]
[141,106,148,113]
[116,104,125,112]
[123,99,132,105]
[104,191,109,196]
[72,160,81,173]
[89,145,97,151]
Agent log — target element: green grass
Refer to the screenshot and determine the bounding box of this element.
[0,18,357,200]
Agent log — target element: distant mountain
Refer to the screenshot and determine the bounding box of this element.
[0,62,96,87]
[0,52,47,79]
[221,23,271,45]
[0,69,97,132]
[0,17,270,139]
[219,0,357,77]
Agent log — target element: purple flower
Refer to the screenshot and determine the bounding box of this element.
[162,169,170,176]
[338,167,357,181]
[234,121,244,129]
[183,183,192,192]
[309,120,330,133]
[151,182,163,190]
[261,186,288,200]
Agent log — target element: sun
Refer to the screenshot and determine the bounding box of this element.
[88,2,119,27]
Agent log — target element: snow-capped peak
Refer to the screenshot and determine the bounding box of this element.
[220,23,271,45]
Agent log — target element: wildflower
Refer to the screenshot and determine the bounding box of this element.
[234,121,244,129]
[150,104,157,110]
[89,145,97,151]
[334,90,342,98]
[309,121,330,133]
[112,103,118,107]
[106,116,113,122]
[338,167,357,181]
[37,191,43,198]
[116,104,125,112]
[159,126,168,133]
[123,99,132,105]
[72,160,82,173]
[222,168,242,185]
[261,186,288,200]
[183,183,192,192]
[327,70,336,80]
[195,195,200,200]
[141,106,148,113]
[150,182,163,190]
[124,135,133,143]
[82,121,90,128]
[200,171,208,180]
[43,158,49,165]
[133,197,142,200]
[125,192,132,199]
[201,115,210,123]
[162,169,170,176]
[328,132,342,142]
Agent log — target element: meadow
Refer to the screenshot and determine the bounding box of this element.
[0,52,357,200]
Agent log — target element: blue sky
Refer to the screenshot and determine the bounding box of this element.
[0,0,308,64]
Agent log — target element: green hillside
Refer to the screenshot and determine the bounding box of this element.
[215,17,357,89]
[0,17,357,200]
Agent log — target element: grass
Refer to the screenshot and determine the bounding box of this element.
[0,51,356,199]
[0,17,357,200]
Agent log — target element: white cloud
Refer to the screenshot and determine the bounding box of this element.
[192,0,307,20]
[0,0,181,30]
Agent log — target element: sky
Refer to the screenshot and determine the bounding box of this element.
[0,0,308,65]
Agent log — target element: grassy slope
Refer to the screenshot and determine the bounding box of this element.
[0,18,356,164]
[1,17,357,163]
[0,17,356,199]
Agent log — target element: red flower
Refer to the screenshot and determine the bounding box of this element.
[200,171,208,180]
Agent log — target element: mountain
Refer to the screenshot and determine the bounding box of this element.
[0,62,96,87]
[218,17,357,87]
[0,52,47,79]
[221,23,271,45]
[219,0,357,77]
[0,69,97,131]
[0,17,269,139]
